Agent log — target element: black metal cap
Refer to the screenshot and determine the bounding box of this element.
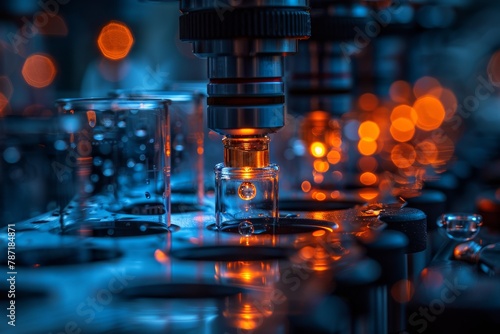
[378,207,427,254]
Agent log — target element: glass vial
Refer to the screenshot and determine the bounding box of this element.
[215,163,279,229]
[215,136,279,229]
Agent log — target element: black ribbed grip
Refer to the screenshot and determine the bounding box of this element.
[378,208,427,254]
[179,8,311,40]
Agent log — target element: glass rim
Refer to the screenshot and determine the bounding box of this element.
[55,97,171,111]
[436,212,483,227]
[109,89,202,102]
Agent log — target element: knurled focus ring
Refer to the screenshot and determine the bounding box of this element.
[179,8,311,40]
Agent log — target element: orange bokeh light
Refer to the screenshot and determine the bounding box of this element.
[97,21,134,60]
[21,54,57,88]
[390,118,415,142]
[301,181,312,192]
[153,249,169,264]
[413,76,442,98]
[310,141,326,158]
[391,143,416,168]
[389,80,412,103]
[358,156,378,172]
[360,172,378,186]
[428,87,458,120]
[391,104,417,124]
[487,50,500,86]
[359,93,379,111]
[358,121,380,141]
[0,93,8,116]
[413,96,445,131]
[358,138,378,156]
[415,140,439,165]
[313,159,330,173]
[391,279,414,303]
[326,150,341,164]
[358,188,379,200]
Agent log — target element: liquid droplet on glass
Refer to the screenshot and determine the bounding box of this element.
[145,178,150,185]
[238,220,254,237]
[145,192,151,199]
[238,182,257,200]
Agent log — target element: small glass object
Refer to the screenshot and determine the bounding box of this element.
[56,97,171,230]
[111,89,206,206]
[215,163,279,229]
[436,213,483,242]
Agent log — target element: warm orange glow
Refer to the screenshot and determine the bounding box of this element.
[310,141,326,158]
[313,173,324,184]
[421,268,444,288]
[326,150,341,164]
[86,110,97,128]
[360,172,378,186]
[487,50,500,86]
[391,279,414,303]
[21,54,57,88]
[358,156,378,172]
[301,181,312,192]
[299,246,316,259]
[415,140,439,165]
[39,15,68,36]
[391,143,416,168]
[313,159,329,173]
[358,188,379,200]
[413,96,445,131]
[232,128,257,136]
[434,136,455,167]
[330,190,340,199]
[413,76,442,98]
[359,93,379,111]
[197,147,204,155]
[312,230,326,237]
[429,87,458,120]
[358,121,380,141]
[314,192,326,201]
[0,93,8,116]
[389,80,412,103]
[391,105,417,124]
[390,118,415,142]
[358,138,378,156]
[97,21,134,60]
[154,249,169,264]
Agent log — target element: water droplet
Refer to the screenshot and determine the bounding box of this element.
[118,120,126,128]
[238,182,257,200]
[145,192,151,199]
[145,179,150,185]
[238,220,254,237]
[140,224,147,232]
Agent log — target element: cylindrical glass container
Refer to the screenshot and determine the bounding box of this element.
[215,163,279,229]
[56,97,171,231]
[111,89,207,207]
